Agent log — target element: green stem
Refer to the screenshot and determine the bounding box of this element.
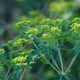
[2,71,8,80]
[19,68,26,80]
[31,40,61,74]
[65,54,78,74]
[57,41,64,73]
[64,75,70,80]
[41,53,61,74]
[51,55,61,73]
[60,76,62,80]
[6,68,10,78]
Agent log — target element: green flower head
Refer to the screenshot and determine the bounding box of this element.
[14,38,31,47]
[40,19,52,25]
[15,20,31,28]
[41,25,50,30]
[26,28,39,34]
[51,27,62,33]
[0,49,5,56]
[53,19,63,25]
[70,23,80,31]
[19,49,33,56]
[72,18,80,23]
[42,33,52,39]
[12,56,27,63]
[7,40,13,46]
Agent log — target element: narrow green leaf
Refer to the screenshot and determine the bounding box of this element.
[71,42,80,57]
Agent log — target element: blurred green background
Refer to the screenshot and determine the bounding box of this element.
[0,0,80,80]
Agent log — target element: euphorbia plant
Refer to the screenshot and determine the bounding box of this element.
[0,18,80,80]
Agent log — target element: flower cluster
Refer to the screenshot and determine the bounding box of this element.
[70,22,80,38]
[51,27,62,33]
[26,27,39,35]
[7,40,13,46]
[53,19,63,26]
[18,49,33,56]
[72,18,80,23]
[15,20,31,28]
[42,33,52,39]
[41,25,50,30]
[12,56,27,63]
[49,1,73,14]
[70,23,80,31]
[14,38,31,47]
[40,19,52,25]
[0,49,5,56]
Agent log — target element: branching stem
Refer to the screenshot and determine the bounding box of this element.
[65,54,78,74]
[51,55,61,73]
[57,41,64,73]
[31,40,61,74]
[19,68,26,80]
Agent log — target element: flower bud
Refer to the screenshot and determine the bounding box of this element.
[26,28,39,34]
[15,20,31,28]
[19,49,33,56]
[70,23,80,31]
[40,19,52,25]
[41,25,50,30]
[12,56,27,63]
[0,49,5,56]
[42,33,52,39]
[7,40,13,46]
[72,18,80,23]
[53,19,63,25]
[51,27,61,33]
[13,38,31,47]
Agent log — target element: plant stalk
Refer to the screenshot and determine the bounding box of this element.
[51,55,61,73]
[31,40,61,74]
[19,68,26,80]
[65,54,78,74]
[6,68,10,78]
[57,41,64,73]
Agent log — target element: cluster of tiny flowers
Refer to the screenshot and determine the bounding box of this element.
[41,25,50,30]
[51,27,62,33]
[70,23,80,31]
[40,19,52,25]
[72,18,80,23]
[14,38,31,47]
[12,56,27,63]
[0,49,5,55]
[42,33,52,39]
[15,20,31,28]
[53,19,63,25]
[7,40,13,46]
[26,28,39,34]
[19,49,33,56]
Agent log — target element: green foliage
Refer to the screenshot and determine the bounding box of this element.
[0,18,80,80]
[49,1,74,19]
[0,0,80,80]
